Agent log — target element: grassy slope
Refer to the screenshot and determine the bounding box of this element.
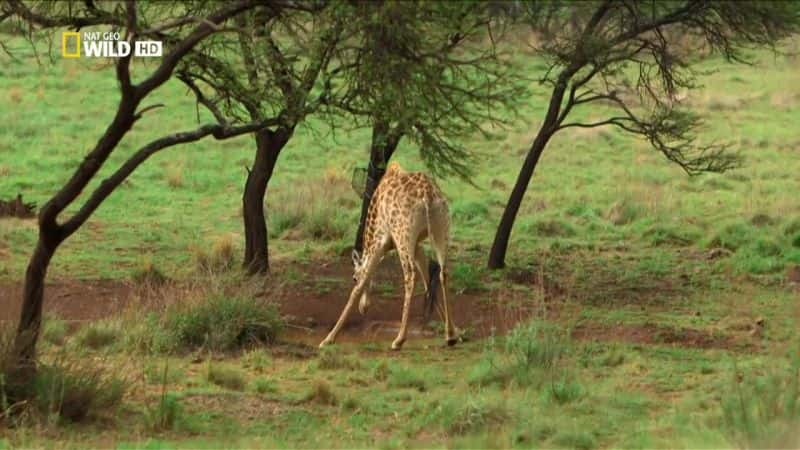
[1,38,800,448]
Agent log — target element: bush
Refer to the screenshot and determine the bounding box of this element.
[193,234,235,272]
[505,321,569,372]
[252,377,277,394]
[706,222,757,251]
[6,360,126,423]
[450,262,486,293]
[721,362,800,448]
[131,256,168,285]
[430,397,510,435]
[145,392,182,431]
[42,318,69,346]
[156,295,283,353]
[207,363,246,391]
[76,322,120,350]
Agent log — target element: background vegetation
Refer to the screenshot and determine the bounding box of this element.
[1,13,799,450]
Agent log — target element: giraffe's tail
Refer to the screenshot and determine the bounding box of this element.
[423,197,440,322]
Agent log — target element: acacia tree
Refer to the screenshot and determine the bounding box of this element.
[333,1,523,255]
[171,3,348,274]
[487,0,800,269]
[0,0,285,372]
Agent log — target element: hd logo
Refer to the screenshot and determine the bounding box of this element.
[61,31,162,58]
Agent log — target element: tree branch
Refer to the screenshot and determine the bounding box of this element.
[60,118,280,237]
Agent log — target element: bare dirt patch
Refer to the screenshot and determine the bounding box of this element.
[572,321,749,350]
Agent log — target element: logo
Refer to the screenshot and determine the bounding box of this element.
[61,32,81,58]
[61,31,162,58]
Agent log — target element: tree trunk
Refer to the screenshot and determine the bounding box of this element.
[243,128,290,275]
[487,78,570,269]
[353,123,399,253]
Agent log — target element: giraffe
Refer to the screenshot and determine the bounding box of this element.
[319,162,457,350]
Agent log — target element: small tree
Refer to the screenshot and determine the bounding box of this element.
[0,0,282,372]
[331,1,524,254]
[487,0,800,269]
[174,2,348,274]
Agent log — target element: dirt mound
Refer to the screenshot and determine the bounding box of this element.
[0,194,36,219]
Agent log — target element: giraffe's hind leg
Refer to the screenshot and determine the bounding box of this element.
[429,210,456,345]
[392,253,416,350]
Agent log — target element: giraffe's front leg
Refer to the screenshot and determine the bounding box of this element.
[391,257,415,350]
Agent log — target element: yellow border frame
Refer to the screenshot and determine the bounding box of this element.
[61,32,80,58]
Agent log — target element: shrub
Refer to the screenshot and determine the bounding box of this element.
[76,322,120,350]
[433,397,510,435]
[641,224,698,247]
[131,256,168,285]
[706,222,756,251]
[145,392,182,431]
[194,234,235,272]
[505,321,569,372]
[42,318,69,346]
[450,262,486,293]
[207,363,246,391]
[721,362,800,448]
[242,348,272,371]
[16,361,126,423]
[158,295,283,353]
[544,374,584,404]
[252,377,277,394]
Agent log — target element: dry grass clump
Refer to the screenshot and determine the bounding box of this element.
[193,234,236,272]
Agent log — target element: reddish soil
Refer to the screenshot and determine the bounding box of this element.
[0,257,747,350]
[572,321,748,350]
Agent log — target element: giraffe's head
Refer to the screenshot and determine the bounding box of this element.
[352,249,373,314]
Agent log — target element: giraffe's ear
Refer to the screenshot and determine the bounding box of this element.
[351,249,361,266]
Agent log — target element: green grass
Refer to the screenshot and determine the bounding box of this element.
[1,37,800,448]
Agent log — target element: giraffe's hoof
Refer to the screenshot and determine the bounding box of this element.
[446,337,458,347]
[391,340,405,351]
[319,339,333,348]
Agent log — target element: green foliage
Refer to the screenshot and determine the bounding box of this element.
[76,322,120,350]
[505,320,569,372]
[436,397,510,435]
[721,362,800,448]
[252,377,277,394]
[26,361,125,423]
[145,392,182,431]
[553,429,598,450]
[387,364,427,392]
[641,224,699,247]
[705,222,757,251]
[317,347,362,371]
[42,318,69,346]
[150,295,283,353]
[450,262,486,293]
